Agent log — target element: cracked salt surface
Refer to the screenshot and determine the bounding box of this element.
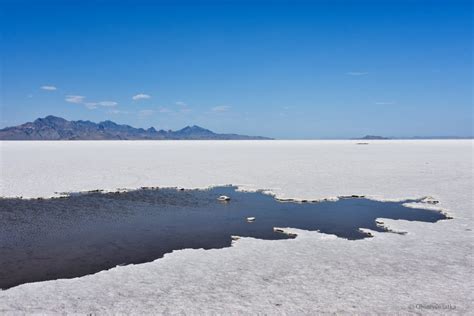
[0,186,448,289]
[0,140,472,314]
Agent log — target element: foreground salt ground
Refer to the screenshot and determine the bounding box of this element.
[0,140,472,314]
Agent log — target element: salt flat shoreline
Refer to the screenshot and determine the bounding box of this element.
[0,140,472,314]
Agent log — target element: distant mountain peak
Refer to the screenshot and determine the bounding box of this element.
[44,115,63,120]
[98,120,119,126]
[0,116,272,140]
[181,125,204,130]
[177,125,213,134]
[35,115,67,123]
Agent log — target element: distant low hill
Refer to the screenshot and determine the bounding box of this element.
[356,135,472,140]
[359,135,390,140]
[0,116,272,140]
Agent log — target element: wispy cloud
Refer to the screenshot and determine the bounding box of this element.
[41,85,57,91]
[346,72,368,76]
[66,95,118,110]
[159,107,172,113]
[88,101,118,107]
[175,101,192,114]
[84,102,98,109]
[212,105,231,112]
[108,109,129,114]
[375,101,396,105]
[138,109,155,116]
[132,93,151,100]
[65,95,85,104]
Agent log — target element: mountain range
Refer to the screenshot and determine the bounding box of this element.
[0,116,272,140]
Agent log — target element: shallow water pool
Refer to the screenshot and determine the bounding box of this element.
[0,186,448,289]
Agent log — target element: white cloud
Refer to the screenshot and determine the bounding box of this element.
[346,72,368,76]
[132,93,151,100]
[375,101,396,105]
[212,105,231,112]
[66,96,117,110]
[65,95,85,104]
[41,85,57,91]
[175,101,187,107]
[97,101,118,107]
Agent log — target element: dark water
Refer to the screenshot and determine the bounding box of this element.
[0,186,448,289]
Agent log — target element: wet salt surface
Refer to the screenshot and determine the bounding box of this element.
[0,186,448,289]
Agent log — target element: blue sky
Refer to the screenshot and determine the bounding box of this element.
[1,0,472,138]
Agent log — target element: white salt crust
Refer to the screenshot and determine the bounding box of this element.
[0,140,472,314]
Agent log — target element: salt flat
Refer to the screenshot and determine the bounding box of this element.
[0,140,472,314]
